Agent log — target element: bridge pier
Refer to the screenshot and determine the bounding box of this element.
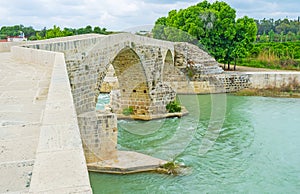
[77,111,118,163]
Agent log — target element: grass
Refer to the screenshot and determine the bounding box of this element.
[237,41,300,71]
[237,58,300,71]
[235,88,300,98]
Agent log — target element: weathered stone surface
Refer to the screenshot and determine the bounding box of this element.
[246,72,300,89]
[174,42,224,79]
[0,52,50,193]
[77,111,118,163]
[88,151,167,174]
[174,72,300,94]
[24,33,176,117]
[2,32,300,194]
[9,47,92,193]
[174,42,221,66]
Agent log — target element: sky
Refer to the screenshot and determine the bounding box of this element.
[1,0,299,31]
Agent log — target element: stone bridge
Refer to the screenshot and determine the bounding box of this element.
[25,33,177,117]
[1,33,221,193]
[21,33,190,163]
[3,33,299,193]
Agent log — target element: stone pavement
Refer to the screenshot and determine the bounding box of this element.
[0,52,51,193]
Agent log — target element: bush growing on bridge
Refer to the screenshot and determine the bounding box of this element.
[166,101,181,113]
[122,107,134,116]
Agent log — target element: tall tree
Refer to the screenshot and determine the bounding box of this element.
[152,0,257,70]
[45,25,64,39]
[232,16,257,70]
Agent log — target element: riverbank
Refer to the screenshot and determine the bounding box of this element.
[231,65,300,98]
[224,65,300,72]
[234,88,300,98]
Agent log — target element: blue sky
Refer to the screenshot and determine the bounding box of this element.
[1,0,299,31]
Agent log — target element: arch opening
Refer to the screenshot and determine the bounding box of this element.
[162,49,188,92]
[162,50,175,82]
[97,47,151,116]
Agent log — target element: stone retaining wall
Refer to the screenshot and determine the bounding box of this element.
[167,71,300,94]
[167,73,250,94]
[246,72,300,89]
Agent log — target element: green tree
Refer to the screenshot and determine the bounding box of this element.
[268,29,275,42]
[36,27,47,40]
[260,32,269,42]
[93,26,102,34]
[63,28,75,36]
[45,25,64,39]
[152,25,197,43]
[152,0,257,70]
[0,25,26,37]
[232,16,257,70]
[257,18,274,35]
[85,25,93,33]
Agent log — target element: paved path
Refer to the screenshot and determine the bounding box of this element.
[0,52,51,193]
[225,65,300,72]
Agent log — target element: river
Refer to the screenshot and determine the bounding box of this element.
[90,94,300,193]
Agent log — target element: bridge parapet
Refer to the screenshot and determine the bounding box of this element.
[11,46,92,193]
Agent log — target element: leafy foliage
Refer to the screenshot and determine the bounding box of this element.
[158,161,180,175]
[122,107,134,116]
[0,25,110,40]
[166,101,181,113]
[255,18,300,42]
[152,0,257,69]
[238,41,300,70]
[152,25,197,43]
[0,25,36,40]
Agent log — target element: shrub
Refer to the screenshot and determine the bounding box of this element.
[122,107,134,116]
[166,101,181,113]
[157,161,180,175]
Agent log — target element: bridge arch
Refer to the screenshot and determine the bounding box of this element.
[162,49,175,82]
[101,47,151,115]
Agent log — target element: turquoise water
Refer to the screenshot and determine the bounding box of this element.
[96,94,110,110]
[90,95,300,193]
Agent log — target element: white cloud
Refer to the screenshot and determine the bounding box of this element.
[0,0,299,30]
[225,0,300,20]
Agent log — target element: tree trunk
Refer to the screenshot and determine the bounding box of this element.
[227,61,230,70]
[223,63,226,70]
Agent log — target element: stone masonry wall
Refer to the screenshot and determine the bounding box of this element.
[246,72,300,89]
[77,112,117,163]
[110,47,151,115]
[173,73,250,94]
[174,42,219,67]
[170,71,300,94]
[174,42,223,75]
[100,64,119,93]
[22,34,176,117]
[21,34,178,163]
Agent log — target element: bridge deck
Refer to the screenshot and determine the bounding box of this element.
[0,52,51,193]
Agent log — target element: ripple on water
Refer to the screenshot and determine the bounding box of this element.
[91,95,300,194]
